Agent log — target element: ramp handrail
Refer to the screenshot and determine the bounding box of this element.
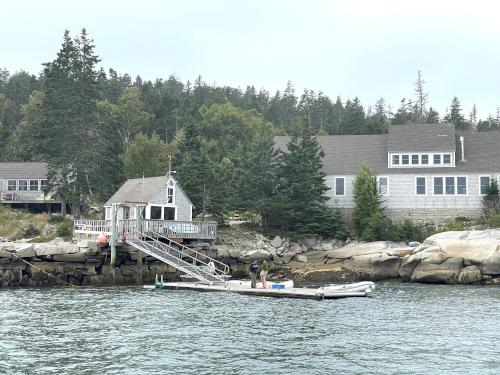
[144,228,230,279]
[127,228,228,284]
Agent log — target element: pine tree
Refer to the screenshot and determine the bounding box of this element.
[34,29,120,215]
[444,96,470,130]
[352,164,390,240]
[413,71,428,120]
[275,126,345,236]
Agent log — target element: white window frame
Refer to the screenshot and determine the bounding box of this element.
[334,177,345,196]
[166,180,175,206]
[29,180,40,191]
[433,176,468,196]
[456,176,467,195]
[18,179,28,191]
[433,176,444,195]
[377,176,389,196]
[479,175,491,196]
[7,180,17,191]
[389,152,455,168]
[415,176,427,196]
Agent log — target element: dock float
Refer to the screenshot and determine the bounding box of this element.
[145,281,370,300]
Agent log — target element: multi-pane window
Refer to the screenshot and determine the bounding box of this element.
[335,177,345,196]
[29,180,39,191]
[167,187,174,204]
[445,177,455,195]
[7,180,17,191]
[443,154,451,165]
[434,177,443,195]
[40,180,48,190]
[416,177,426,195]
[390,153,453,167]
[150,206,162,219]
[421,155,429,165]
[411,155,419,165]
[480,176,491,195]
[457,177,467,195]
[433,154,441,165]
[18,180,28,191]
[377,177,388,195]
[392,155,400,165]
[402,155,409,165]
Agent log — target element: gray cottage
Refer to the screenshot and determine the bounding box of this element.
[0,162,62,211]
[275,124,500,224]
[104,173,193,222]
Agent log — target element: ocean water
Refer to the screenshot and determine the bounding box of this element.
[1,282,499,375]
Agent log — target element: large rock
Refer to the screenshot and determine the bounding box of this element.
[34,240,80,256]
[342,254,401,280]
[328,241,390,259]
[410,257,464,284]
[458,265,482,284]
[288,244,303,255]
[479,255,500,275]
[240,249,271,261]
[295,254,307,263]
[270,236,282,248]
[0,243,36,258]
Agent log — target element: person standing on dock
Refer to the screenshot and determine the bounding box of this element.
[259,260,269,288]
[249,260,259,288]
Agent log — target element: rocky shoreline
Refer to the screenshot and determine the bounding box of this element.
[1,229,500,287]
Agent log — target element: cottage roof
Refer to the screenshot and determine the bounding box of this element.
[104,175,193,207]
[387,123,456,152]
[274,128,500,175]
[0,162,48,179]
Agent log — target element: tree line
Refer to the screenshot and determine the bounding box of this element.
[1,29,499,232]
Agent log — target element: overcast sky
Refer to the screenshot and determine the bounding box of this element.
[3,0,500,119]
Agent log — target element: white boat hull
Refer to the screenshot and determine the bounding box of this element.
[319,281,375,294]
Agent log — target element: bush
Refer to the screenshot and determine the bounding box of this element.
[56,220,73,237]
[389,220,437,243]
[23,224,40,238]
[443,218,466,232]
[361,212,392,242]
[48,214,66,224]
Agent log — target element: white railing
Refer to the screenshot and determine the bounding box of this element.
[73,219,217,241]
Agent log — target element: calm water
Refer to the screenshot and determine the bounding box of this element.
[1,283,500,375]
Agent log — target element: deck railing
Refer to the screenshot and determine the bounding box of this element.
[73,219,217,241]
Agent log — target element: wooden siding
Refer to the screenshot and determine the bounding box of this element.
[326,172,500,210]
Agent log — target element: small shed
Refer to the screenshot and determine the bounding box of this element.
[104,174,193,222]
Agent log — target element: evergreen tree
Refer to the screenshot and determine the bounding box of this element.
[413,70,428,121]
[124,132,169,178]
[424,107,440,124]
[34,29,120,215]
[352,164,390,240]
[275,126,345,236]
[338,97,366,134]
[444,96,470,130]
[482,179,500,227]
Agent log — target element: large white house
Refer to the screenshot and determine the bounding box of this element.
[275,124,500,223]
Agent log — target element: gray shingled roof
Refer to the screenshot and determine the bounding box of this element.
[0,162,48,179]
[387,123,456,152]
[104,175,194,207]
[105,176,167,206]
[274,129,500,175]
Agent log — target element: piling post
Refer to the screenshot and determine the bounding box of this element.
[135,205,143,284]
[111,203,117,267]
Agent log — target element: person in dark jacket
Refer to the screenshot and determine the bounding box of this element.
[249,260,259,288]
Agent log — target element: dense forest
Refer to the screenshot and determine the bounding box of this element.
[1,29,499,229]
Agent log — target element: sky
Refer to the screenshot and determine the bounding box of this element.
[2,0,500,119]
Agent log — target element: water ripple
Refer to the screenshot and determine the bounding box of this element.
[1,283,500,374]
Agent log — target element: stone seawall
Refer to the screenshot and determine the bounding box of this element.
[0,240,180,287]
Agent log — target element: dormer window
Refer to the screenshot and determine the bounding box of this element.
[389,152,455,168]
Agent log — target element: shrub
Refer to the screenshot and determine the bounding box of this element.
[23,224,40,238]
[56,220,73,237]
[443,218,466,232]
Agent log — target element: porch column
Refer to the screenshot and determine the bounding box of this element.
[110,203,118,266]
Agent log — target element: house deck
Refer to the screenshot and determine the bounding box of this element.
[73,219,218,241]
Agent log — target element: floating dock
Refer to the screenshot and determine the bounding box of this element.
[145,280,370,300]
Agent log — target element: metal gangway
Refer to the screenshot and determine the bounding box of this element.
[126,226,230,285]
